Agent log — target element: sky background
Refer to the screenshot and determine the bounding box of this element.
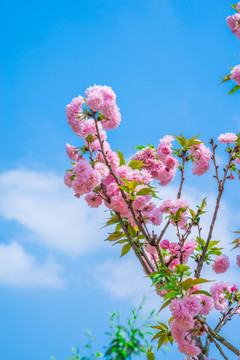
[0,0,240,359]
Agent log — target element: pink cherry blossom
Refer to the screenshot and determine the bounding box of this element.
[189,142,211,176]
[85,193,103,208]
[212,255,230,274]
[160,239,170,249]
[218,132,237,144]
[231,65,240,85]
[226,13,240,39]
[231,284,238,292]
[66,95,84,135]
[199,294,214,315]
[66,143,80,161]
[211,282,231,311]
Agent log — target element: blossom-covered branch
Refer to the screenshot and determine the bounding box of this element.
[64,85,240,359]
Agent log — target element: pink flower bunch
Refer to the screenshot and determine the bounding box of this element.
[159,198,189,229]
[230,65,240,86]
[66,95,85,135]
[85,192,103,207]
[218,132,237,143]
[86,85,121,130]
[169,296,203,356]
[64,157,102,198]
[163,239,197,271]
[132,136,178,186]
[212,254,230,274]
[199,294,214,315]
[78,118,107,151]
[100,166,161,225]
[227,12,240,39]
[211,282,231,311]
[189,142,211,176]
[66,143,80,161]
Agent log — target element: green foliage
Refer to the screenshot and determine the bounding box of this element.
[148,267,212,324]
[53,300,162,360]
[116,149,126,166]
[231,231,240,250]
[228,84,240,95]
[193,237,223,264]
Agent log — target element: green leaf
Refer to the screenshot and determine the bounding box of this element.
[157,322,168,330]
[175,264,190,273]
[105,215,119,226]
[136,188,153,196]
[106,231,125,241]
[173,134,185,147]
[120,243,131,257]
[157,335,167,349]
[133,145,145,150]
[191,278,213,286]
[189,209,196,219]
[208,241,220,248]
[116,149,126,165]
[159,299,171,312]
[191,290,212,297]
[118,185,131,194]
[151,331,165,341]
[179,278,193,291]
[127,224,137,238]
[228,84,240,95]
[164,291,179,301]
[230,4,238,11]
[96,352,103,357]
[128,160,146,170]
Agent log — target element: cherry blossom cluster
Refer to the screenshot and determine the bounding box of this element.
[225,3,240,92]
[132,136,179,186]
[226,3,240,39]
[144,237,197,274]
[169,295,213,356]
[65,85,240,359]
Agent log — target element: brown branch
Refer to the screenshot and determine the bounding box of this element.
[205,323,240,356]
[177,151,186,199]
[156,220,170,244]
[204,327,228,360]
[92,112,151,243]
[215,302,240,334]
[195,145,233,278]
[115,212,152,275]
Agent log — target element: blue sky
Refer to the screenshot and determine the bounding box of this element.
[0,0,240,359]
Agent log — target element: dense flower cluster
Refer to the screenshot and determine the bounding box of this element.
[210,282,231,311]
[225,3,240,93]
[189,142,211,176]
[169,295,213,356]
[227,12,240,39]
[132,136,179,186]
[65,86,240,359]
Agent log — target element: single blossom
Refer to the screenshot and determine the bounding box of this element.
[212,255,230,274]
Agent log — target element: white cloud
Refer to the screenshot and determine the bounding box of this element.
[0,241,64,288]
[0,169,106,256]
[94,257,162,312]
